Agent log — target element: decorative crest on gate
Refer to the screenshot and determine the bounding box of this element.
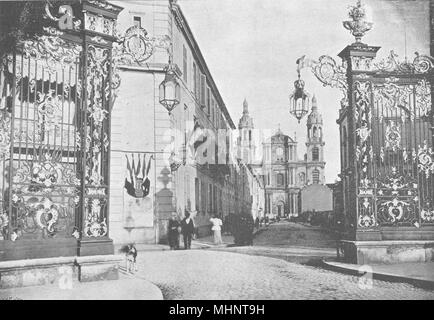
[374,51,434,74]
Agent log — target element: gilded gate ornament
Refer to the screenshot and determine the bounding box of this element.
[376,167,418,225]
[374,83,413,120]
[36,90,63,133]
[374,51,434,74]
[415,79,432,117]
[354,81,378,228]
[296,55,348,107]
[21,27,82,73]
[417,140,434,178]
[358,197,376,228]
[83,198,108,237]
[421,202,434,223]
[0,111,11,160]
[82,40,113,237]
[384,121,401,151]
[11,148,80,237]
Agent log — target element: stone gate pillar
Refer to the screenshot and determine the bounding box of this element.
[77,0,123,256]
[337,43,380,242]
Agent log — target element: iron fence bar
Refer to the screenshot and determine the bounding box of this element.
[7,51,16,239]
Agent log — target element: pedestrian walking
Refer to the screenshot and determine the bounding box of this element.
[168,213,181,250]
[210,215,223,245]
[181,211,195,249]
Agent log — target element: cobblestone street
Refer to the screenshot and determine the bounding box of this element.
[253,221,337,248]
[133,221,434,300]
[135,250,434,300]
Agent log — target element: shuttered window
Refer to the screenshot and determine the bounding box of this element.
[200,74,206,106]
[183,45,188,83]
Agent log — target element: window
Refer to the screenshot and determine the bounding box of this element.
[183,45,188,83]
[210,99,214,122]
[193,62,197,98]
[312,147,319,161]
[196,69,201,101]
[312,169,320,184]
[195,178,200,211]
[215,107,219,128]
[206,87,210,111]
[200,74,206,106]
[277,173,284,186]
[133,16,141,28]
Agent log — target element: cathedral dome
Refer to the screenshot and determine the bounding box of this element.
[270,127,294,144]
[307,95,323,125]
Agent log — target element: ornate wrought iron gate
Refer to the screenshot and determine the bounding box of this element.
[0,1,122,249]
[0,39,83,240]
[355,71,434,229]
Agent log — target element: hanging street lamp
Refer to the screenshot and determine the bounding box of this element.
[159,57,181,114]
[289,68,311,123]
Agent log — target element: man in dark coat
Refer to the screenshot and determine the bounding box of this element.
[245,213,255,246]
[168,213,180,250]
[181,211,195,249]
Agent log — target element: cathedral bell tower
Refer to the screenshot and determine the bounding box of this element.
[237,99,255,163]
[305,95,325,184]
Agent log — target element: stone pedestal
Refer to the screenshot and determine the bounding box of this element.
[0,255,122,289]
[76,255,121,282]
[341,240,434,265]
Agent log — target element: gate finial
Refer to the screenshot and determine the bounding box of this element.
[343,0,373,44]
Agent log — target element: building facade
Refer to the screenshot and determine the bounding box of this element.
[260,97,327,217]
[109,0,263,245]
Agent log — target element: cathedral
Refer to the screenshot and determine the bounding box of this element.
[238,96,327,217]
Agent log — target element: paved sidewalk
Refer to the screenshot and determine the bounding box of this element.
[0,274,163,300]
[115,241,211,253]
[323,261,434,289]
[194,226,268,247]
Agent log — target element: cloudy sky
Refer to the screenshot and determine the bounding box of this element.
[178,0,429,182]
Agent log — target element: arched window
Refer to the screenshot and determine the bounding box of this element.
[312,147,319,161]
[312,169,320,184]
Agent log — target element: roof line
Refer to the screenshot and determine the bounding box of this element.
[170,2,236,129]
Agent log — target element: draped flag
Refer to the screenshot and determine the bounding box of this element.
[124,153,153,198]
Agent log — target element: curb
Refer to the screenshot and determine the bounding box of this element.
[118,268,164,300]
[321,260,434,290]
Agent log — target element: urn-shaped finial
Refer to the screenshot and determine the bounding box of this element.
[343,0,373,44]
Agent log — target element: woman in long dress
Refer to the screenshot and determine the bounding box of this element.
[210,215,223,245]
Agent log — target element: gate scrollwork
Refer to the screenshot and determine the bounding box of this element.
[355,71,434,228]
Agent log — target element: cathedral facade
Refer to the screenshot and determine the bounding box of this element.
[238,96,326,217]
